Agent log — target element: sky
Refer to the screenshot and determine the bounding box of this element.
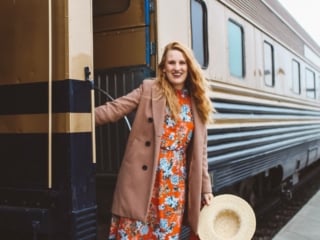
[277,0,320,46]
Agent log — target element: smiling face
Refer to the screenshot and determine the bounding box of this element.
[163,49,188,90]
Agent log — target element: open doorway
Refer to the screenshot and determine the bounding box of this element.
[92,0,156,238]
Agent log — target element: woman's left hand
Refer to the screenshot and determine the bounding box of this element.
[202,193,214,206]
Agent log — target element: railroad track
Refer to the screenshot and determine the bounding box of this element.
[253,161,320,239]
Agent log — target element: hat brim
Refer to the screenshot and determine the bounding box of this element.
[198,194,256,240]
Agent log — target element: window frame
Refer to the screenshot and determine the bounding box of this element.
[291,59,301,94]
[305,68,316,99]
[263,41,275,87]
[191,0,209,69]
[227,19,245,79]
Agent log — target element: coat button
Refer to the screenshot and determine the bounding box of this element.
[147,117,153,123]
[142,165,148,170]
[145,141,151,146]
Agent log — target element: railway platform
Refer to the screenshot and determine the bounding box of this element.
[272,189,320,240]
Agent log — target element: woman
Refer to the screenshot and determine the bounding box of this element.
[95,41,214,239]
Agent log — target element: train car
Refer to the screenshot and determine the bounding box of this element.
[0,1,96,239]
[0,0,319,239]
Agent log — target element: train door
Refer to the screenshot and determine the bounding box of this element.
[92,0,157,235]
[0,1,96,239]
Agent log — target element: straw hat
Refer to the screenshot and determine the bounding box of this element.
[198,194,256,240]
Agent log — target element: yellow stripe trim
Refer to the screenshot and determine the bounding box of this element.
[0,113,92,134]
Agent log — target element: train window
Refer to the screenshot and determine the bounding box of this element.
[228,20,245,78]
[291,59,301,94]
[305,68,316,99]
[263,41,275,87]
[191,0,208,68]
[93,0,130,16]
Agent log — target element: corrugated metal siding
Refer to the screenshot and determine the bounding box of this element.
[208,98,320,191]
[220,0,320,58]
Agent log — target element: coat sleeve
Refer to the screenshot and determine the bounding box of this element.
[201,130,213,193]
[95,85,142,126]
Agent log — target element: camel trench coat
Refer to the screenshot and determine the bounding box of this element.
[95,79,212,234]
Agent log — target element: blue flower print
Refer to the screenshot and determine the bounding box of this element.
[170,174,179,185]
[166,117,176,127]
[165,196,179,209]
[159,219,169,230]
[159,158,169,169]
[139,224,149,236]
[165,107,176,127]
[168,132,175,141]
[119,229,129,240]
[159,158,173,178]
[180,104,192,121]
[153,228,162,239]
[159,219,175,237]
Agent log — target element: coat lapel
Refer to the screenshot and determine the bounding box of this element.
[151,85,166,137]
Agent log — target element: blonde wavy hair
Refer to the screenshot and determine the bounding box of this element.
[156,42,213,124]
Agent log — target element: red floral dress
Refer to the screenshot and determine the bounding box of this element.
[108,89,194,240]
